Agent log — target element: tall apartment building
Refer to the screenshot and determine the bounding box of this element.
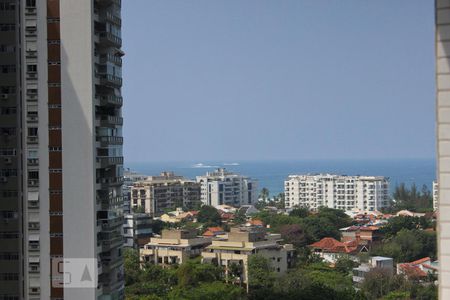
[131,172,201,216]
[0,1,21,299]
[0,0,125,299]
[196,168,258,207]
[284,174,389,211]
[436,1,450,298]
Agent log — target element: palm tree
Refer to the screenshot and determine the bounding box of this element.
[259,187,270,202]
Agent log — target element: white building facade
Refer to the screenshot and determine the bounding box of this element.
[284,174,389,211]
[196,168,258,207]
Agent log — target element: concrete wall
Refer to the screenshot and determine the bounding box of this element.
[436,1,450,298]
[60,0,97,298]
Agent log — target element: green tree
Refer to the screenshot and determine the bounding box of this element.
[372,229,437,262]
[259,187,270,201]
[289,207,309,218]
[123,248,140,285]
[334,256,358,275]
[176,258,223,287]
[248,255,277,299]
[279,223,307,249]
[197,205,222,226]
[168,281,245,300]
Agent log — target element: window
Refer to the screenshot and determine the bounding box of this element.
[0,169,16,176]
[0,107,16,115]
[0,24,15,31]
[0,2,15,11]
[1,65,15,73]
[27,64,37,73]
[0,44,14,53]
[26,0,35,7]
[28,171,38,180]
[28,127,38,136]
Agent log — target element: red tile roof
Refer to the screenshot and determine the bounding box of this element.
[202,227,225,237]
[309,237,358,254]
[398,263,428,278]
[409,257,431,265]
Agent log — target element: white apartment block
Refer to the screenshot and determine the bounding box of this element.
[196,168,258,207]
[433,181,439,211]
[284,174,389,211]
[131,172,201,216]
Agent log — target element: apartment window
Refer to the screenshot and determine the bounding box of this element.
[0,211,17,220]
[0,169,16,176]
[0,232,18,239]
[0,24,14,31]
[0,127,15,135]
[0,44,14,53]
[0,107,16,115]
[1,65,15,73]
[26,0,35,7]
[1,190,17,197]
[26,64,37,73]
[0,273,18,281]
[0,148,15,156]
[28,127,38,136]
[0,252,18,260]
[0,86,14,94]
[28,171,38,180]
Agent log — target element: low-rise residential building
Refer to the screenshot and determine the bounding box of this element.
[123,213,154,248]
[284,174,390,211]
[352,256,394,283]
[201,227,295,290]
[397,257,439,281]
[197,168,258,207]
[309,237,368,263]
[433,181,438,211]
[340,226,384,244]
[159,208,198,223]
[131,172,201,216]
[140,229,211,266]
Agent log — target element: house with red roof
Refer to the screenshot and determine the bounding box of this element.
[309,237,368,263]
[397,257,438,281]
[202,227,226,238]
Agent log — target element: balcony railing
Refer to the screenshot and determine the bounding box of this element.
[96,73,122,87]
[99,53,122,66]
[100,11,122,26]
[97,94,123,107]
[100,115,123,126]
[101,236,124,251]
[96,176,124,186]
[96,136,123,145]
[96,156,123,167]
[98,32,122,48]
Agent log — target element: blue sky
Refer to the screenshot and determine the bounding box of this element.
[122,0,435,162]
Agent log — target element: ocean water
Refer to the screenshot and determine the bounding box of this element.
[126,159,436,197]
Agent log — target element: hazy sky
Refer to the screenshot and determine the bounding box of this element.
[122,0,435,162]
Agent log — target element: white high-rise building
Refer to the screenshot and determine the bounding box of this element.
[284,174,389,211]
[196,168,258,207]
